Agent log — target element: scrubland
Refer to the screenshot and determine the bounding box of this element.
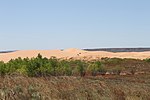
[0,53,150,100]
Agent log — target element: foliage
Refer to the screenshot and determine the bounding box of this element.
[0,61,6,76]
[0,54,87,77]
[0,54,150,77]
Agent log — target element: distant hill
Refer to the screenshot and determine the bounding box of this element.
[0,50,17,53]
[84,48,150,52]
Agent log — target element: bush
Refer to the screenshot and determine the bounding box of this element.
[87,61,106,76]
[144,58,150,62]
[76,60,87,77]
[0,61,6,76]
[58,60,72,76]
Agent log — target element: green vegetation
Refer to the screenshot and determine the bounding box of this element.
[0,54,150,77]
[0,54,105,77]
[87,61,106,76]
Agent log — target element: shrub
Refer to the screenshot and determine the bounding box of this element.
[77,61,86,77]
[87,61,106,76]
[58,60,72,76]
[0,61,6,76]
[144,58,150,62]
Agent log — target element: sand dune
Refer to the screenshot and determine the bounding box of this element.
[1,48,150,62]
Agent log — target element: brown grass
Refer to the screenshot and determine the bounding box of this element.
[0,74,150,100]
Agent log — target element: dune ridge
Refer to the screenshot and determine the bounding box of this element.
[1,48,150,62]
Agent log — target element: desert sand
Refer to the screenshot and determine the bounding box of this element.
[1,48,150,62]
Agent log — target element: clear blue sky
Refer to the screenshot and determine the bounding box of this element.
[0,0,150,50]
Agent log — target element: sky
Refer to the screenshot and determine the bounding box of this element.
[0,0,150,50]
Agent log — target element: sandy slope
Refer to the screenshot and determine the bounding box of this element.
[1,48,150,62]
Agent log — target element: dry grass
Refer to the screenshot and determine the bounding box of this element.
[0,74,150,100]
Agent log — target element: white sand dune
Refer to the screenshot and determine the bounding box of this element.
[1,48,150,62]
